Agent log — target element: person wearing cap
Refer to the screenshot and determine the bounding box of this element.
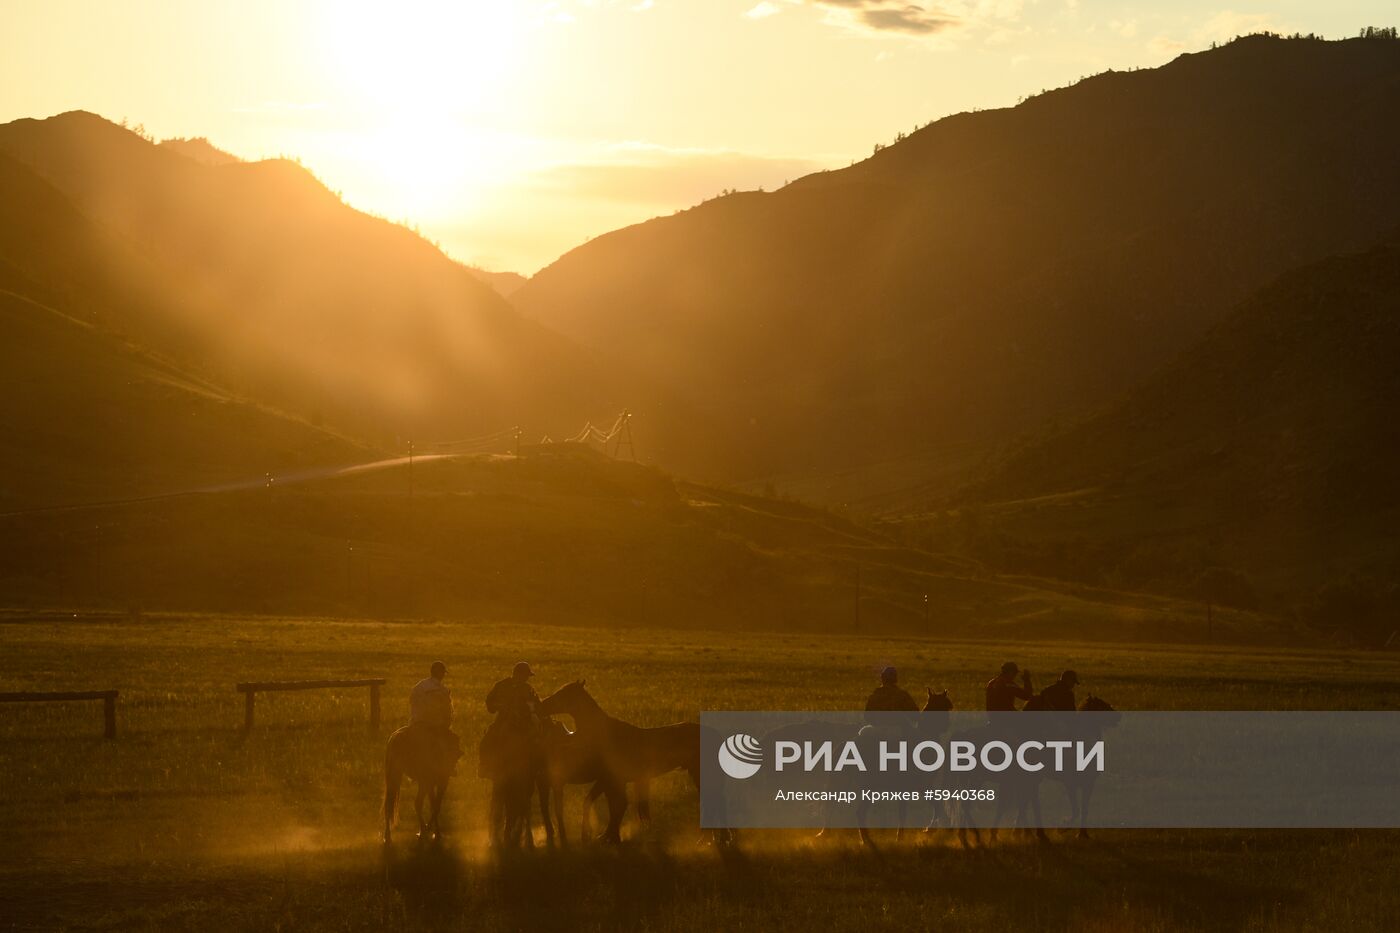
[865,666,919,713]
[985,661,1035,712]
[409,660,461,764]
[480,661,543,781]
[486,661,541,721]
[1037,670,1080,712]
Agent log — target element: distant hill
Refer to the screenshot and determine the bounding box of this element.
[0,152,371,509]
[0,111,688,463]
[466,266,527,299]
[158,136,241,167]
[922,233,1400,607]
[514,36,1400,492]
[0,445,1280,643]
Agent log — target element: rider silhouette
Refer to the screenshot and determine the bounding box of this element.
[410,660,462,767]
[479,661,541,779]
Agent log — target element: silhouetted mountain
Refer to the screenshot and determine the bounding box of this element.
[515,36,1400,492]
[0,152,371,509]
[465,266,527,298]
[0,111,676,461]
[930,232,1400,605]
[158,136,241,166]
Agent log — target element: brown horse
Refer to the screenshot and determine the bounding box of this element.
[538,716,627,845]
[538,680,701,842]
[383,723,461,844]
[484,722,541,849]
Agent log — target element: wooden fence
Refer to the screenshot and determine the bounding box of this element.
[0,690,119,738]
[236,679,386,732]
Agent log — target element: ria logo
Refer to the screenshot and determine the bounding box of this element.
[718,733,763,779]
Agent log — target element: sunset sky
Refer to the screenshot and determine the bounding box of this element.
[2,1,1391,273]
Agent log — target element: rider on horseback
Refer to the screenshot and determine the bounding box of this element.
[865,666,919,714]
[1036,670,1079,712]
[985,661,1035,712]
[479,661,542,779]
[410,660,462,769]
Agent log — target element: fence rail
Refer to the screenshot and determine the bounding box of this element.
[236,679,386,732]
[0,690,118,738]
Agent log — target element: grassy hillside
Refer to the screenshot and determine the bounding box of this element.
[2,615,1398,931]
[0,287,371,511]
[515,35,1400,488]
[0,447,1277,644]
[0,112,692,461]
[905,234,1400,617]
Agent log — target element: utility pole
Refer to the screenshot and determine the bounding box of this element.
[611,410,636,461]
[514,426,521,458]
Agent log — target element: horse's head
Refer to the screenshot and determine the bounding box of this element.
[1079,694,1122,726]
[923,687,953,712]
[1079,694,1114,712]
[539,679,597,718]
[539,715,572,743]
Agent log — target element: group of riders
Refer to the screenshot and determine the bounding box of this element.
[407,658,541,782]
[863,661,1082,713]
[405,657,1084,781]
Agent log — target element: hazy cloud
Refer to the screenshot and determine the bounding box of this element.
[783,0,1026,41]
[744,1,784,18]
[1196,9,1279,42]
[525,145,830,206]
[859,5,958,34]
[1148,9,1284,61]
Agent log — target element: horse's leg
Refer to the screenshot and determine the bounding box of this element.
[1030,782,1049,842]
[539,777,555,847]
[552,779,568,846]
[415,784,428,839]
[1077,782,1093,840]
[383,757,403,844]
[895,799,907,842]
[489,781,503,847]
[989,787,1007,842]
[601,780,627,843]
[582,781,601,840]
[502,780,521,849]
[635,778,652,827]
[430,781,445,840]
[520,780,536,849]
[856,797,874,848]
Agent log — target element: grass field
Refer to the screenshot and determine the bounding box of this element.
[3,613,1399,931]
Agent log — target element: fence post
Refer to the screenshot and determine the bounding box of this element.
[370,683,381,732]
[244,689,255,732]
[103,693,116,739]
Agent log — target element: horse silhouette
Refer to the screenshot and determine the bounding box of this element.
[947,694,1119,847]
[383,723,462,844]
[538,679,705,843]
[538,715,627,845]
[484,719,541,848]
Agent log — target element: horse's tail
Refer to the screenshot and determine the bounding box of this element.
[383,739,402,830]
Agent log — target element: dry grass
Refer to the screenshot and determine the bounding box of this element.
[2,614,1399,931]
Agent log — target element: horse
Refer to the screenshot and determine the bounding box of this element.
[538,716,627,845]
[483,720,542,849]
[383,723,462,844]
[1045,695,1120,839]
[855,686,955,845]
[538,679,703,843]
[948,693,1119,847]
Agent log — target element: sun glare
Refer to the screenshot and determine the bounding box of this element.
[316,1,526,218]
